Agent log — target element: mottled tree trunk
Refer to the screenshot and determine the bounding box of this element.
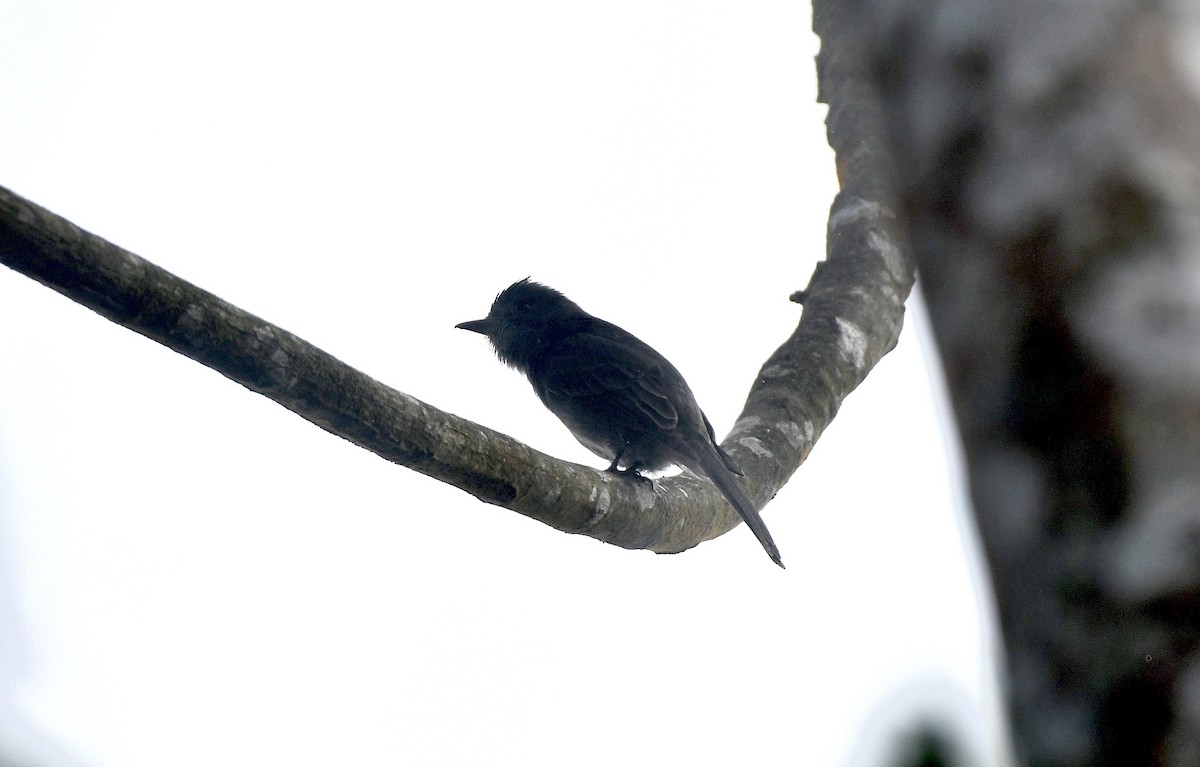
[816,0,1200,763]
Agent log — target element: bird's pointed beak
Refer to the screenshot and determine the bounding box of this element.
[455,318,495,335]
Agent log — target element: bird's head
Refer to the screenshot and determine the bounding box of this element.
[456,279,587,371]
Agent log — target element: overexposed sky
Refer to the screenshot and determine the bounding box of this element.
[1,2,1009,765]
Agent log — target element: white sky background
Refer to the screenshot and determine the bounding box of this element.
[1,2,1011,765]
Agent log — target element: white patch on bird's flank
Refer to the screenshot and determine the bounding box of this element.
[836,317,868,371]
[737,436,773,459]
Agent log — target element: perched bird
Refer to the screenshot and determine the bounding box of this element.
[456,279,783,567]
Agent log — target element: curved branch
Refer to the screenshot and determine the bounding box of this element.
[1,165,911,556]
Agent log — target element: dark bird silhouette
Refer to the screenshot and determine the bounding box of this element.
[456,279,783,567]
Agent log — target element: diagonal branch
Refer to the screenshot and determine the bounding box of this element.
[0,173,912,557]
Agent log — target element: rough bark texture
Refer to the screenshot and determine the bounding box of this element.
[833,0,1200,763]
[0,181,913,559]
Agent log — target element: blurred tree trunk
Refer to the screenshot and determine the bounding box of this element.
[817,0,1200,764]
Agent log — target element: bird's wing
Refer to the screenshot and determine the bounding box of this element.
[539,332,679,430]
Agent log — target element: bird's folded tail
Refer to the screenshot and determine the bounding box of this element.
[696,444,784,568]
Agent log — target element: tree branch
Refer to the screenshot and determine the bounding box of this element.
[1,169,911,557]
